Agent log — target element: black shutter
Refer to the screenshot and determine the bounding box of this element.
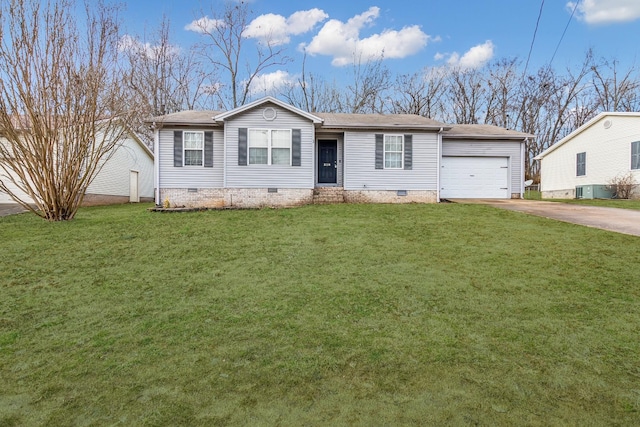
[173,130,183,167]
[204,131,213,167]
[404,134,413,170]
[238,128,247,166]
[292,129,301,166]
[375,134,383,169]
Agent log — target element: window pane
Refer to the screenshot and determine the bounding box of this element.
[385,153,402,169]
[632,142,640,170]
[184,150,203,166]
[271,130,291,148]
[184,132,203,149]
[272,148,290,165]
[249,147,268,164]
[249,129,268,147]
[577,152,586,176]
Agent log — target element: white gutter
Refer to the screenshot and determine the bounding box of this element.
[153,125,160,205]
[437,127,444,202]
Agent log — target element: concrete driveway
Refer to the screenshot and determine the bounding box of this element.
[0,203,28,217]
[448,199,640,237]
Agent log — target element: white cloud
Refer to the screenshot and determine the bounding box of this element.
[247,70,295,96]
[302,6,432,66]
[118,34,180,59]
[185,16,225,34]
[568,0,640,24]
[243,8,328,45]
[439,40,495,69]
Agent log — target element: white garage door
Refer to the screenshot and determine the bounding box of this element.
[441,156,509,199]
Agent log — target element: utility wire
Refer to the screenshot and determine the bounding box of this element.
[522,0,545,80]
[550,0,580,65]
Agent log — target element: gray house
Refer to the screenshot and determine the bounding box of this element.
[150,96,532,208]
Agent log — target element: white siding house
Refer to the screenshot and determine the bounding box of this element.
[150,96,532,208]
[0,127,154,205]
[535,113,640,199]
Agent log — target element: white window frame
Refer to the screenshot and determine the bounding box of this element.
[183,131,204,167]
[384,134,404,169]
[248,128,292,166]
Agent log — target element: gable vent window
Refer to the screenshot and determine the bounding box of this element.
[576,152,586,176]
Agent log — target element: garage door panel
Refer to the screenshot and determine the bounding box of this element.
[441,157,509,199]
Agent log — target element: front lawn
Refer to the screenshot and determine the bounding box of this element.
[1,203,639,425]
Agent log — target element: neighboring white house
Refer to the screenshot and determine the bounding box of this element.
[149,96,533,208]
[535,112,640,199]
[0,127,155,205]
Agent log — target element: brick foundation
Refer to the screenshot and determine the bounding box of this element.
[343,190,437,204]
[160,188,314,208]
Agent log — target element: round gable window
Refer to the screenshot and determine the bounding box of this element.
[263,107,277,121]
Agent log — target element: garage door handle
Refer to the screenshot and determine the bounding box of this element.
[469,174,475,177]
[500,187,508,189]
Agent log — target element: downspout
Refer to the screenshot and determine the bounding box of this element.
[437,127,444,202]
[521,138,527,199]
[153,124,160,206]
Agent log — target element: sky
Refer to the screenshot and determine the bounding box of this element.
[118,0,640,95]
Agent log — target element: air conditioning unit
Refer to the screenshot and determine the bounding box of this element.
[575,185,614,199]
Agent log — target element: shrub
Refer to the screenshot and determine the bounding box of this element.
[606,172,637,199]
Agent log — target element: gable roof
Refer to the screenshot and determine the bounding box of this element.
[214,96,323,124]
[443,124,534,140]
[535,112,640,160]
[315,112,448,130]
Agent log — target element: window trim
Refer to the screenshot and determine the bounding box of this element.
[384,134,404,169]
[183,131,205,167]
[632,141,640,170]
[248,128,292,166]
[576,151,586,177]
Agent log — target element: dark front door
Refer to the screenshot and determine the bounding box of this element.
[318,140,337,184]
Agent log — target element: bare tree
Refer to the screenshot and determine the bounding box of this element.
[343,54,391,114]
[280,52,343,113]
[591,58,640,112]
[121,16,214,143]
[391,67,448,119]
[191,1,291,109]
[447,67,487,124]
[483,58,520,128]
[0,0,132,221]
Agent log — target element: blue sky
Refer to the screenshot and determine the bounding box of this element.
[119,0,640,92]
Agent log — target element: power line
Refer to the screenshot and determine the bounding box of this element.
[522,0,546,79]
[550,0,580,65]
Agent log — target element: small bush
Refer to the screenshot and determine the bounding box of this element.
[607,172,637,199]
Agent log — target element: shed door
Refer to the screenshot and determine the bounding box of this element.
[441,157,509,199]
[129,170,139,203]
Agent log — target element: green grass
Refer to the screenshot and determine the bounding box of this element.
[1,203,640,425]
[545,198,640,210]
[523,189,542,200]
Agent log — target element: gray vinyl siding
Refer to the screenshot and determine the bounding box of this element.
[442,139,523,195]
[225,102,314,188]
[158,127,224,188]
[343,130,439,190]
